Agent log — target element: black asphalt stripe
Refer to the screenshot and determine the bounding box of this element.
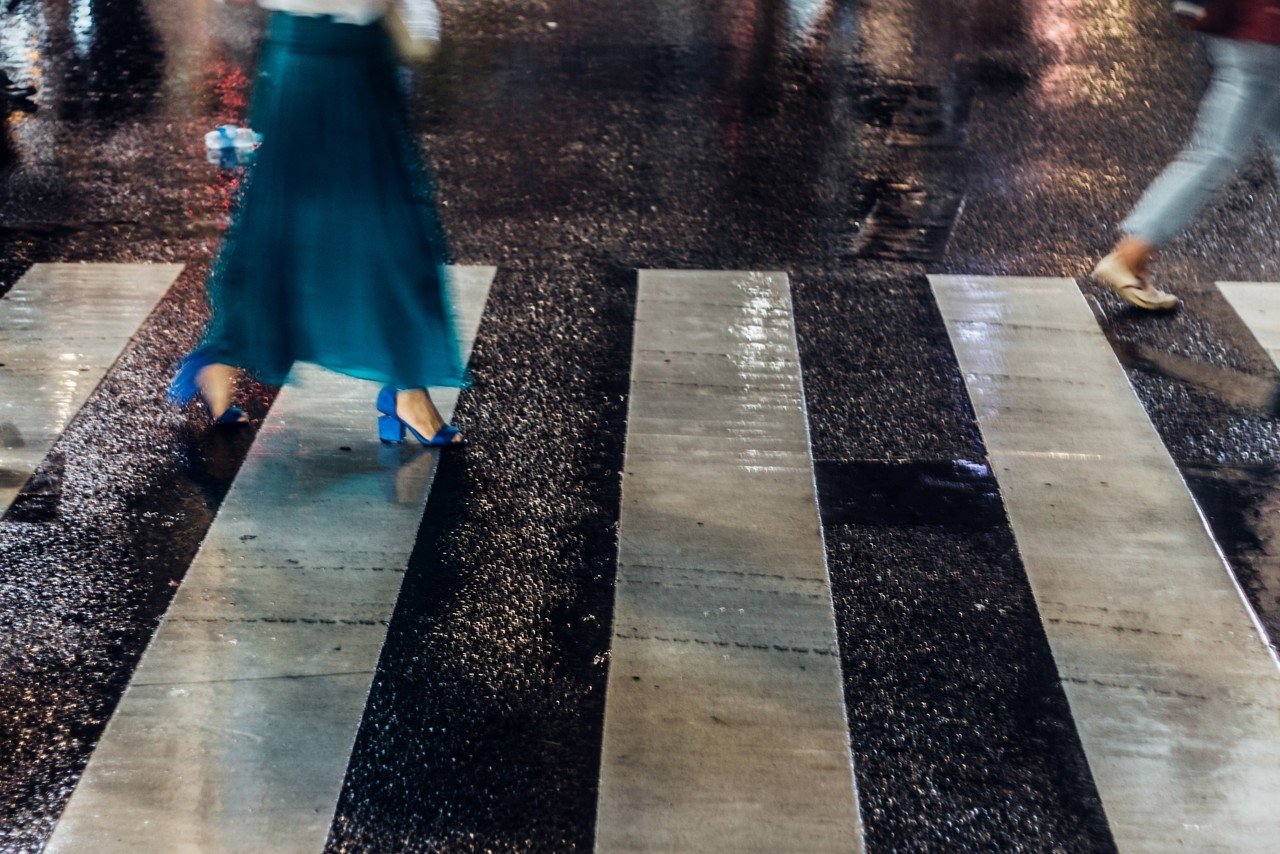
[325,264,633,852]
[0,259,278,851]
[793,265,1115,851]
[1182,463,1280,643]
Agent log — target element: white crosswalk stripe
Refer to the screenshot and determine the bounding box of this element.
[1218,282,1280,365]
[595,270,862,853]
[930,274,1280,853]
[45,266,495,854]
[0,263,182,515]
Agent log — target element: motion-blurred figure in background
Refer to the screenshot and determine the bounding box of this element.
[173,0,466,447]
[1093,0,1280,310]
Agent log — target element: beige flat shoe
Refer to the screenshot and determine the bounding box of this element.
[1092,253,1180,311]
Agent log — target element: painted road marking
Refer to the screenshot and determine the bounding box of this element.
[1219,282,1280,366]
[0,263,181,515]
[931,274,1280,852]
[595,270,862,853]
[46,267,495,854]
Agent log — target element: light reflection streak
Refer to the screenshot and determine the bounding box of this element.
[71,0,95,56]
[786,0,827,41]
[999,451,1106,460]
[0,9,38,75]
[956,325,995,343]
[1029,0,1132,108]
[1030,0,1080,107]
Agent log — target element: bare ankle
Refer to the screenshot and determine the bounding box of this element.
[396,388,445,431]
[1115,237,1155,275]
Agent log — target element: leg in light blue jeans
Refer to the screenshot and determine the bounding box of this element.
[1122,37,1280,245]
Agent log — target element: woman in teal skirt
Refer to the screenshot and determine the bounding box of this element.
[173,0,466,446]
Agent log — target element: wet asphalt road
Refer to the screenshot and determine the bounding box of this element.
[3,0,1280,850]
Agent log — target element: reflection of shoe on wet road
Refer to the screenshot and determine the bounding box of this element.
[1115,340,1280,415]
[14,0,1280,849]
[1093,252,1180,310]
[1266,379,1280,418]
[0,422,25,449]
[0,69,37,113]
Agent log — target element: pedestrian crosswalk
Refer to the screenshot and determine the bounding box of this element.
[4,265,1280,851]
[1219,282,1280,366]
[931,275,1280,851]
[0,263,182,515]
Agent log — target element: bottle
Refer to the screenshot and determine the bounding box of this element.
[204,124,263,151]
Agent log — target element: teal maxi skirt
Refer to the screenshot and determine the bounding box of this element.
[199,12,465,390]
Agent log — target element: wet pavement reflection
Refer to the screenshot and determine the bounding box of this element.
[2,0,1280,849]
[0,0,1107,848]
[0,0,991,279]
[815,459,1004,529]
[1185,463,1280,646]
[49,0,165,125]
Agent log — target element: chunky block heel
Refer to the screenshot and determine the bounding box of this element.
[378,414,407,444]
[375,384,464,447]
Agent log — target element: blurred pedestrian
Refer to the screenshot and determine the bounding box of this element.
[172,0,465,447]
[1093,0,1280,311]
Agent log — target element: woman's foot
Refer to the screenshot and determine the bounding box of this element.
[196,362,246,422]
[1093,238,1179,310]
[383,387,463,445]
[169,351,247,424]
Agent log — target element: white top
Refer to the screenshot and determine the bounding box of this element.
[252,0,439,40]
[255,0,391,25]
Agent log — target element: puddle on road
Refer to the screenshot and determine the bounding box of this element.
[815,458,1005,529]
[847,81,970,264]
[1183,464,1280,647]
[815,455,1280,651]
[1107,343,1280,646]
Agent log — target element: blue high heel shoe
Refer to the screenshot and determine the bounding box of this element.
[376,385,463,447]
[168,349,246,425]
